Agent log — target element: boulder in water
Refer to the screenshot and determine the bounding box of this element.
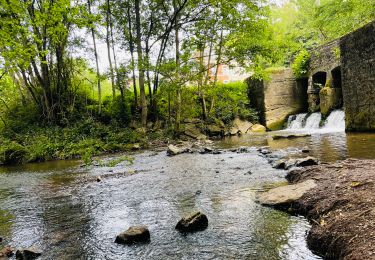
[250,124,266,133]
[258,179,317,207]
[15,247,42,260]
[274,159,287,169]
[0,246,14,258]
[274,156,319,170]
[167,145,183,156]
[295,156,319,167]
[176,212,208,232]
[115,226,150,245]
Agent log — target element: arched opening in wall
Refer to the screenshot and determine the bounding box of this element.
[331,66,344,108]
[332,66,342,89]
[312,71,327,89]
[296,78,309,112]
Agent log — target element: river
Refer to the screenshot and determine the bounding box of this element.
[2,113,375,259]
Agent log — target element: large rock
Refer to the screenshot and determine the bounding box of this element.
[250,124,266,133]
[295,156,319,167]
[167,144,190,156]
[0,246,14,258]
[15,247,41,260]
[175,212,208,232]
[229,118,253,135]
[274,156,319,170]
[184,124,206,140]
[258,179,317,206]
[115,226,150,245]
[319,87,343,116]
[206,124,224,137]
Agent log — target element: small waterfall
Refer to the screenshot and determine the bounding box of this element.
[304,112,322,129]
[286,110,345,132]
[322,110,345,130]
[287,113,307,129]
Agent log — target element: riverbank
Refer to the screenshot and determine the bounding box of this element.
[286,159,375,259]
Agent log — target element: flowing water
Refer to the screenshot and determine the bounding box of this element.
[2,109,375,259]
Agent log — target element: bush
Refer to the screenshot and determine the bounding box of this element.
[292,49,311,78]
[0,140,28,165]
[206,81,258,124]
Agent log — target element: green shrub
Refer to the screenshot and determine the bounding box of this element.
[292,49,311,79]
[207,81,258,124]
[0,140,28,164]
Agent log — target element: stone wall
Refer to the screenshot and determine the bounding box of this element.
[307,39,341,113]
[247,69,308,130]
[340,21,375,131]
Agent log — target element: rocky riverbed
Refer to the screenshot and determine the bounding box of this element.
[261,159,375,259]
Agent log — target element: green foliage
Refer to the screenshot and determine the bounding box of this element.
[0,140,27,165]
[97,155,134,167]
[0,117,151,165]
[292,50,311,79]
[206,81,258,124]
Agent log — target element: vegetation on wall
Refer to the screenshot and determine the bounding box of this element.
[291,50,311,79]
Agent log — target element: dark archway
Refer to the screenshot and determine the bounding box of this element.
[331,66,342,89]
[312,71,327,89]
[331,66,344,108]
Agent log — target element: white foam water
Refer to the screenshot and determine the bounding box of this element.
[285,110,345,133]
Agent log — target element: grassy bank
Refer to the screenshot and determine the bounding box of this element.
[0,119,170,166]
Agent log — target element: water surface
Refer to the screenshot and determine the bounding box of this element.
[0,148,320,259]
[3,117,375,259]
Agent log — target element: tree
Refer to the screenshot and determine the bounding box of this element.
[87,0,102,115]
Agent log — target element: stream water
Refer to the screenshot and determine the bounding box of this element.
[1,110,375,259]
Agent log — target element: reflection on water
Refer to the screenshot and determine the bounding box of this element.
[0,148,321,259]
[220,132,375,163]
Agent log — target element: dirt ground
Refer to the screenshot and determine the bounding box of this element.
[286,159,375,259]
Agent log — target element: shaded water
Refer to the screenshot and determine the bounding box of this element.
[2,124,375,259]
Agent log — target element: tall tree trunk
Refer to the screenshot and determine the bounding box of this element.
[210,28,224,114]
[88,0,102,115]
[127,6,138,114]
[106,0,115,100]
[198,46,207,120]
[135,0,148,127]
[174,2,181,134]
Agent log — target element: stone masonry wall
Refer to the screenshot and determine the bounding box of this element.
[247,69,308,130]
[308,39,341,112]
[340,21,375,131]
